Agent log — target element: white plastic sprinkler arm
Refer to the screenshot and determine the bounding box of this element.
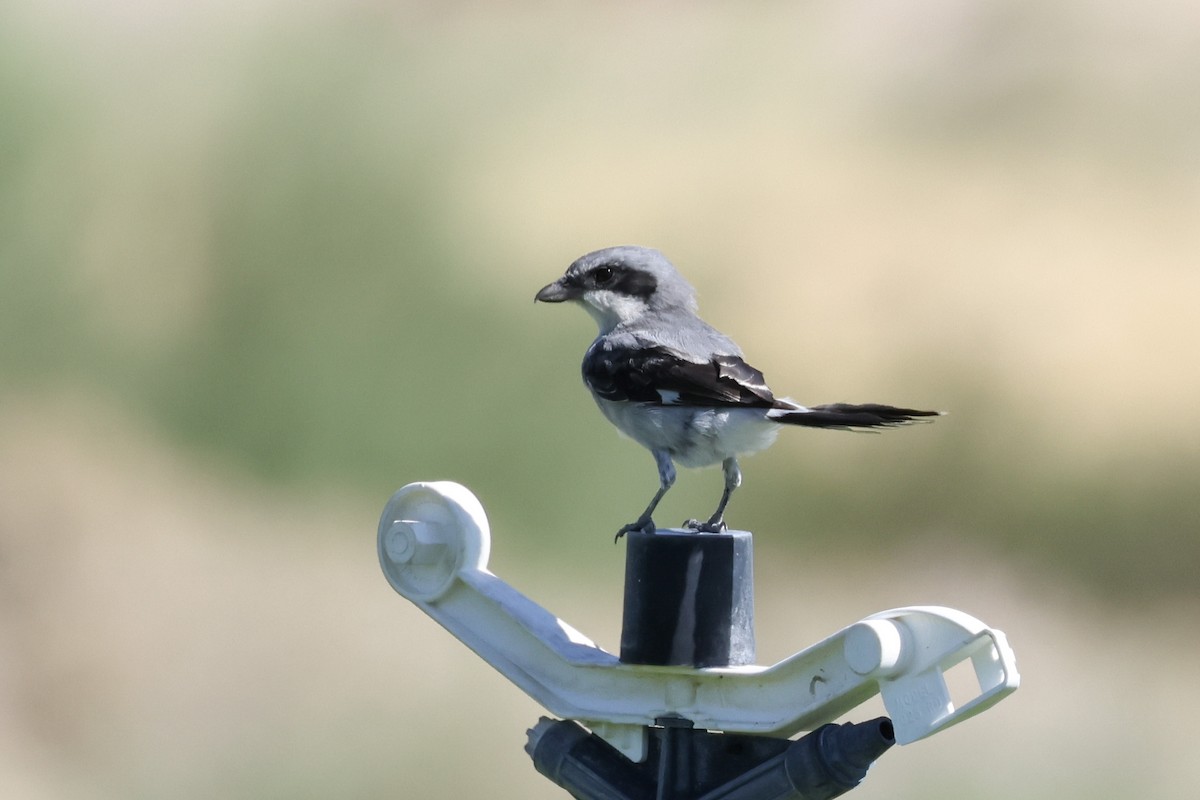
[379,482,1019,762]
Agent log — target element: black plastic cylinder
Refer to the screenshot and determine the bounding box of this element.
[620,528,755,668]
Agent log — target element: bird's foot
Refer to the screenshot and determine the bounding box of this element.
[683,518,728,534]
[614,518,656,543]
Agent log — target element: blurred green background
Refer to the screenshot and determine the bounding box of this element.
[2,1,1197,798]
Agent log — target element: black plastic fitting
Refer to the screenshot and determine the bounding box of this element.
[620,529,755,668]
[526,716,895,800]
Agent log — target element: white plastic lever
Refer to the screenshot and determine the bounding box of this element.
[379,482,1019,761]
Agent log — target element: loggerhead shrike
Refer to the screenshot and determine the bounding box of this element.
[535,245,940,539]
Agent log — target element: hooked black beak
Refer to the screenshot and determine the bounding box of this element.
[534,279,579,303]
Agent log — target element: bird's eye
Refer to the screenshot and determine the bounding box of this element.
[592,266,615,286]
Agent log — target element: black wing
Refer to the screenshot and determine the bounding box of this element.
[582,344,777,408]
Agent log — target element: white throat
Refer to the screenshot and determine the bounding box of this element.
[578,290,649,335]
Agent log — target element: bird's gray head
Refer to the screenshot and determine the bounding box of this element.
[534,246,698,333]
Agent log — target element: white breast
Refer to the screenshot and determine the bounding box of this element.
[593,398,780,468]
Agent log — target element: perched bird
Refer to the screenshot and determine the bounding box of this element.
[535,245,940,539]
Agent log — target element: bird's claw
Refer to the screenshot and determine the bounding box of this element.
[614,518,656,543]
[683,518,728,534]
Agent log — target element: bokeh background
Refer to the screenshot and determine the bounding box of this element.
[3,1,1198,797]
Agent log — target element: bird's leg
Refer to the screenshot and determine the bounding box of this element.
[615,450,675,541]
[686,457,741,533]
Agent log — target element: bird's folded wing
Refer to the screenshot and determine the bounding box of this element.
[583,345,778,408]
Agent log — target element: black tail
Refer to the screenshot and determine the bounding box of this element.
[769,403,942,430]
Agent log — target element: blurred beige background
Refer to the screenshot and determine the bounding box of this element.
[2,1,1198,798]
